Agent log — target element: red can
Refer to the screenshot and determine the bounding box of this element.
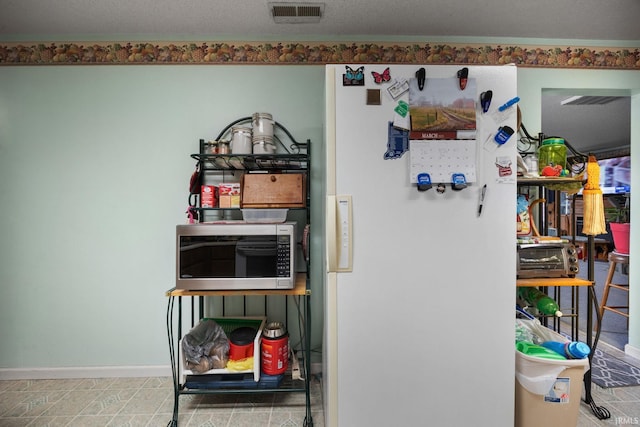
[229,327,256,361]
[261,334,289,375]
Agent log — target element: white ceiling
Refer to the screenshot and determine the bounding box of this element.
[1,0,639,41]
[541,94,631,155]
[1,0,637,153]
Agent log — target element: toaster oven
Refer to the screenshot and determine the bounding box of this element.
[516,242,579,279]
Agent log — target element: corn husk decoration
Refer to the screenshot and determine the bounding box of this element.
[582,155,607,235]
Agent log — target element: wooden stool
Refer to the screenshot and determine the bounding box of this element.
[599,251,630,322]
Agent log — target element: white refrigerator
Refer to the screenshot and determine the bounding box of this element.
[324,64,517,426]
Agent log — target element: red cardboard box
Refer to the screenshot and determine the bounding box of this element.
[201,185,217,208]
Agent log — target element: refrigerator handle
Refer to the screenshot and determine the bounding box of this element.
[327,195,353,272]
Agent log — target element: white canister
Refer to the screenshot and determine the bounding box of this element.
[230,126,252,154]
[253,135,276,154]
[252,112,274,139]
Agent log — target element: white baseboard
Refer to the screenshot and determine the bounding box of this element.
[0,365,172,380]
[625,343,640,360]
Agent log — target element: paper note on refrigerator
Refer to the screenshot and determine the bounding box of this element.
[409,139,477,184]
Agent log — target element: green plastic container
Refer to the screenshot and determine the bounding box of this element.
[516,341,567,360]
[538,138,567,174]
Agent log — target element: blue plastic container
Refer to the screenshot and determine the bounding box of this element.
[541,341,590,359]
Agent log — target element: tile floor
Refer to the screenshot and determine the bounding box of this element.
[575,340,640,426]
[0,375,324,427]
[2,350,640,426]
[580,383,640,427]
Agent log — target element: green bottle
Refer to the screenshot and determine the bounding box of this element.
[517,287,563,317]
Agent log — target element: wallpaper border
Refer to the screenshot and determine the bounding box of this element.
[1,41,638,69]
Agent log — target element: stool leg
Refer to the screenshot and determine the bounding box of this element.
[599,261,618,320]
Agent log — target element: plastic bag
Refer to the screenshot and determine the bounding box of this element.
[182,319,229,373]
[226,357,254,372]
[515,318,561,345]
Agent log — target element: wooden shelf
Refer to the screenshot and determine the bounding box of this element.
[516,277,592,287]
[517,177,584,185]
[166,273,308,297]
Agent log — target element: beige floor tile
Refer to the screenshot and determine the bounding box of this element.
[106,377,150,390]
[26,415,75,427]
[269,410,308,426]
[0,417,35,427]
[118,388,170,415]
[226,411,272,427]
[105,414,152,426]
[2,391,61,418]
[79,389,133,416]
[65,414,115,426]
[40,390,99,417]
[4,373,639,427]
[142,377,174,389]
[184,411,233,426]
[75,378,118,390]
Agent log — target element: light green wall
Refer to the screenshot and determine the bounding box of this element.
[0,65,325,371]
[1,62,638,373]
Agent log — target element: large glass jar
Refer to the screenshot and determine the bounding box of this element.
[538,138,567,174]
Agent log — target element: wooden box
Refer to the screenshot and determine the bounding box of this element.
[241,173,306,208]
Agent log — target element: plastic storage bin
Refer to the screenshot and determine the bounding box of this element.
[179,317,266,385]
[515,329,589,427]
[242,209,288,223]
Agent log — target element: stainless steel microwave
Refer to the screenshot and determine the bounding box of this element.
[176,222,296,290]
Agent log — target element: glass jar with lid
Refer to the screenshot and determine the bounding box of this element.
[230,126,252,154]
[538,138,567,174]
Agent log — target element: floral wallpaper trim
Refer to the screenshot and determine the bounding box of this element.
[1,41,639,69]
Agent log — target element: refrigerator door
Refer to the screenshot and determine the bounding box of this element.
[325,64,517,426]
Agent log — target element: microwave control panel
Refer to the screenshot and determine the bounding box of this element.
[277,234,292,277]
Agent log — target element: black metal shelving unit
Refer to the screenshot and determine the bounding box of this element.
[516,176,610,420]
[166,118,314,426]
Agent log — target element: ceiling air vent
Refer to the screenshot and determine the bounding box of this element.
[269,2,324,23]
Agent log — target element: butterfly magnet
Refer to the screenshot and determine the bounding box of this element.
[371,67,391,84]
[343,65,365,86]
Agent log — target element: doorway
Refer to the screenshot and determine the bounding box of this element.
[541,89,631,351]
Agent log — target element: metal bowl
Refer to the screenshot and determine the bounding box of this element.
[262,322,286,339]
